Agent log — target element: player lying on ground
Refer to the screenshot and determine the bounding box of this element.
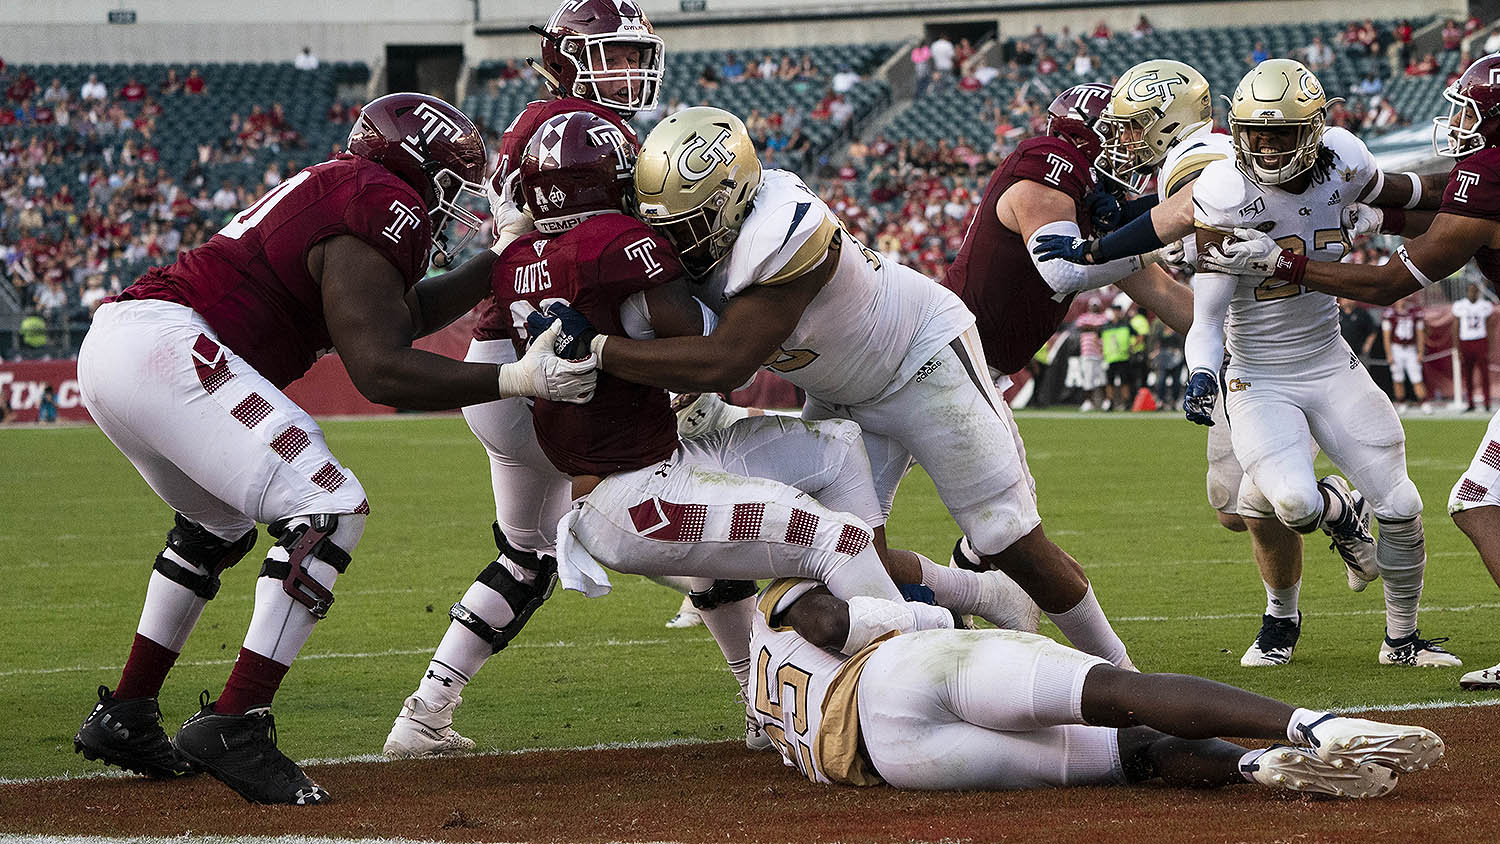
[545,104,1137,671]
[71,93,596,806]
[1200,52,1500,688]
[752,578,1443,796]
[1034,59,1453,670]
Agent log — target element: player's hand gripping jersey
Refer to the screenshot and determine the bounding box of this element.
[694,169,973,406]
[1190,127,1379,370]
[943,136,1097,374]
[491,213,682,476]
[114,155,432,388]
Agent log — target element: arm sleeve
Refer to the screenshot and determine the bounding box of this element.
[1027,219,1152,298]
[1184,271,1236,373]
[1087,207,1167,262]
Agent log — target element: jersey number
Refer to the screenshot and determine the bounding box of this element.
[754,647,815,775]
[764,346,819,373]
[218,171,312,240]
[1252,228,1344,301]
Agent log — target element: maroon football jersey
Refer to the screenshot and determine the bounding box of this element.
[473,97,640,342]
[493,212,680,476]
[1441,147,1500,283]
[1382,301,1424,344]
[115,155,431,388]
[942,136,1097,374]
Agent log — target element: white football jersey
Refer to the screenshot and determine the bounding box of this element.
[748,579,881,786]
[1156,126,1233,266]
[697,169,973,406]
[1191,126,1378,367]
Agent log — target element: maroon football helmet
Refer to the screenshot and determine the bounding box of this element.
[1435,53,1500,158]
[533,0,664,114]
[346,92,487,267]
[520,111,637,235]
[1046,83,1114,165]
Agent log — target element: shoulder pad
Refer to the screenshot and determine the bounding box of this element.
[1442,148,1500,220]
[1162,137,1230,198]
[741,174,840,286]
[1010,137,1093,194]
[1190,157,1255,232]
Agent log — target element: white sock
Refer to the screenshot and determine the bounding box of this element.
[698,594,756,693]
[414,579,519,706]
[1376,515,1425,640]
[242,561,334,665]
[136,549,210,651]
[1287,707,1330,744]
[918,553,982,615]
[1317,483,1348,528]
[1045,585,1132,668]
[1264,580,1300,619]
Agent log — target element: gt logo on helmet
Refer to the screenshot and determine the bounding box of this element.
[1127,71,1184,103]
[677,127,737,182]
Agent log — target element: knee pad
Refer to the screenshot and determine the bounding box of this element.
[688,579,758,611]
[1268,484,1322,532]
[258,513,365,618]
[1377,478,1424,522]
[152,514,257,600]
[1235,476,1276,521]
[449,523,558,654]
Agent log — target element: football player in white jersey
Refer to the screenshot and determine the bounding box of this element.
[549,105,1135,669]
[749,577,1440,796]
[1182,60,1457,668]
[1039,60,1336,668]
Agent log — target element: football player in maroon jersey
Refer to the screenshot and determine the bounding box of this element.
[71,93,596,805]
[385,0,694,758]
[1201,52,1500,687]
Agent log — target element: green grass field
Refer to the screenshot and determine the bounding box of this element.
[3,412,1497,781]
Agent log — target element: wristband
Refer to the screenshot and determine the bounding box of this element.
[1403,171,1422,209]
[1271,250,1308,284]
[1379,206,1407,235]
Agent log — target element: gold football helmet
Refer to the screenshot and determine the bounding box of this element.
[1227,59,1336,185]
[1097,59,1213,193]
[634,106,761,277]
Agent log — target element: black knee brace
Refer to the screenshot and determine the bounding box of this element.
[151,514,257,600]
[449,523,558,654]
[688,579,758,611]
[259,515,352,618]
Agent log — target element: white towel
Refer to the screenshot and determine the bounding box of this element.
[555,508,613,598]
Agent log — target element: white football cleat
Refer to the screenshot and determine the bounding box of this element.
[1460,662,1500,690]
[665,595,703,629]
[1242,746,1398,798]
[383,695,476,759]
[1296,714,1444,773]
[1241,614,1300,667]
[1379,631,1462,667]
[972,568,1041,633]
[1317,475,1379,592]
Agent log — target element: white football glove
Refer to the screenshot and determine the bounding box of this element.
[671,391,751,439]
[488,170,535,256]
[496,321,597,404]
[1199,227,1281,277]
[1342,202,1384,238]
[1157,237,1187,269]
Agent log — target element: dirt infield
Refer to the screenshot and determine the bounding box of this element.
[2,706,1495,844]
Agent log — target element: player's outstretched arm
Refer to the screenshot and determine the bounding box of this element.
[1036,188,1196,267]
[1013,180,1159,292]
[1207,213,1494,306]
[1367,170,1449,211]
[593,243,838,392]
[405,249,498,339]
[322,236,594,408]
[1117,264,1193,333]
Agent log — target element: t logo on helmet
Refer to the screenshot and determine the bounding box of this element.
[1128,71,1183,103]
[401,102,465,162]
[586,124,633,175]
[677,127,737,182]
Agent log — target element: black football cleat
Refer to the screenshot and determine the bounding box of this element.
[74,685,195,779]
[172,691,330,805]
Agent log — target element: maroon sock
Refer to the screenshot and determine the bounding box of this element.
[216,648,290,715]
[114,634,179,701]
